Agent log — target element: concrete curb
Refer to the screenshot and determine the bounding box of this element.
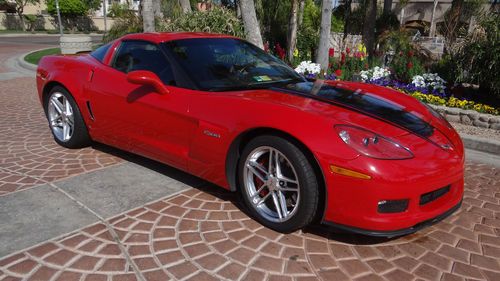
[460,134,500,155]
[18,52,38,71]
[0,33,103,37]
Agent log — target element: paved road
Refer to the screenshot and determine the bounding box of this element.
[0,36,499,281]
[0,34,103,45]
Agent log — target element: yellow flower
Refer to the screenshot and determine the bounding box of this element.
[293,48,299,57]
[357,43,366,54]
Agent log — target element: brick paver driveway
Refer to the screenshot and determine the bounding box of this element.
[0,38,499,281]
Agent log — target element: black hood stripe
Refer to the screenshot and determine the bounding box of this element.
[271,80,434,137]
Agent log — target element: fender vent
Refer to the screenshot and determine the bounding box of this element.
[86,101,95,121]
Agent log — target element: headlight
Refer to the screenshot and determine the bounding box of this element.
[334,125,414,160]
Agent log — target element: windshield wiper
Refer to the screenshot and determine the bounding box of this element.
[205,77,306,92]
[206,84,271,92]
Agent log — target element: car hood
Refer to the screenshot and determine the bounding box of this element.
[268,79,441,138]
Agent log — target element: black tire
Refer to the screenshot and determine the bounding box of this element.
[43,86,91,149]
[238,135,319,233]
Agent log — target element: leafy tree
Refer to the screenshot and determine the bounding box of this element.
[46,0,101,31]
[11,0,41,31]
[46,0,101,17]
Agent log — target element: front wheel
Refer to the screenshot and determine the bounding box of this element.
[238,135,319,233]
[44,86,91,148]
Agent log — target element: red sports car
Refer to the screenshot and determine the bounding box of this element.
[36,32,464,236]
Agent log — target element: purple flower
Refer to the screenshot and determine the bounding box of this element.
[325,73,337,80]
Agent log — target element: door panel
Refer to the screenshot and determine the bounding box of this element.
[87,40,196,170]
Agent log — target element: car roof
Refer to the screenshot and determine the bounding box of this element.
[121,32,238,44]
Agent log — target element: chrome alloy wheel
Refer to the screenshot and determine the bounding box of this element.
[47,92,74,142]
[243,146,300,222]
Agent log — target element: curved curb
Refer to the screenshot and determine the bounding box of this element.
[460,134,500,155]
[17,50,41,72]
[18,53,37,71]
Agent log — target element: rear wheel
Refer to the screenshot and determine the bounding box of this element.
[44,86,91,148]
[238,135,319,232]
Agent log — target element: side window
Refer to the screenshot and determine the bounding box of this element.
[112,40,176,86]
[90,43,111,63]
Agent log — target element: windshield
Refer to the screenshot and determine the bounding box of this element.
[162,38,304,91]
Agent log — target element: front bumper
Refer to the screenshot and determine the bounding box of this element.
[318,149,464,235]
[326,200,462,237]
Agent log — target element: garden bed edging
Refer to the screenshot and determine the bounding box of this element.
[428,104,500,131]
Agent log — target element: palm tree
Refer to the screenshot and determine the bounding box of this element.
[240,0,264,48]
[142,0,155,32]
[153,0,162,19]
[316,0,333,70]
[429,0,438,37]
[179,0,191,13]
[383,0,392,15]
[287,0,300,62]
[362,0,377,56]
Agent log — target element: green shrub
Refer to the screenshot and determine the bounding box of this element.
[295,0,320,62]
[160,6,245,38]
[455,12,499,97]
[430,54,459,86]
[103,10,142,43]
[107,2,129,18]
[378,29,426,82]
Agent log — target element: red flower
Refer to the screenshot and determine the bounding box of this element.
[263,42,269,53]
[328,63,332,69]
[328,48,335,57]
[408,50,414,57]
[341,52,346,64]
[399,51,403,56]
[335,69,342,76]
[346,47,350,54]
[275,43,285,59]
[407,62,413,69]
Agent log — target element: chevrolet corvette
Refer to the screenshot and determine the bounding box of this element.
[36,32,464,236]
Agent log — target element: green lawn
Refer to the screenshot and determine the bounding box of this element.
[24,48,61,65]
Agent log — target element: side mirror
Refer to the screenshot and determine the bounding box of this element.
[126,70,169,95]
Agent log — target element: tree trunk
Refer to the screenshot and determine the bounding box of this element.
[429,0,438,37]
[16,8,26,31]
[298,0,305,26]
[240,0,264,48]
[179,0,191,13]
[316,0,333,70]
[446,0,464,44]
[287,0,299,62]
[362,0,377,56]
[153,0,162,19]
[142,0,155,32]
[383,0,392,15]
[342,0,352,41]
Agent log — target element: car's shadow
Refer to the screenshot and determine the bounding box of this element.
[92,142,408,246]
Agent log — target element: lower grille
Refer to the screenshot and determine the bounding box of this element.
[420,185,450,205]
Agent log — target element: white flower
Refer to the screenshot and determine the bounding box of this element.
[360,66,391,81]
[294,61,321,75]
[412,73,446,93]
